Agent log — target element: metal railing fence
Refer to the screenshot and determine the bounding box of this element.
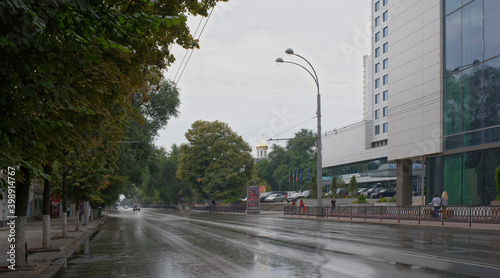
[284,205,500,226]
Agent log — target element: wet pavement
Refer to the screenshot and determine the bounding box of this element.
[52,208,500,278]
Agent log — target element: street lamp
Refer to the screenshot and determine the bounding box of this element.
[276,48,323,212]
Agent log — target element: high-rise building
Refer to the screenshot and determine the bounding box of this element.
[322,0,500,205]
[381,0,500,205]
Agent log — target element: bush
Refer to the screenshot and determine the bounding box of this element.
[353,194,367,204]
[378,197,388,203]
[388,197,396,202]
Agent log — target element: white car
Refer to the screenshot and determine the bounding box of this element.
[265,194,285,203]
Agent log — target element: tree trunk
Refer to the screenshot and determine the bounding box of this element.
[61,167,69,237]
[42,164,52,249]
[14,165,30,268]
[75,201,80,231]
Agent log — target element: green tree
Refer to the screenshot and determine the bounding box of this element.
[177,120,254,201]
[348,176,358,196]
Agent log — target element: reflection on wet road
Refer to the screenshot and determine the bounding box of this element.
[55,208,500,278]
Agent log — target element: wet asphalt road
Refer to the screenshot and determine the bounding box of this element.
[54,208,500,278]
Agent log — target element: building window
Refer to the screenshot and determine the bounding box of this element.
[383,11,388,21]
[375,63,380,73]
[383,58,388,69]
[375,1,380,11]
[375,94,380,104]
[375,125,380,135]
[383,106,388,117]
[375,109,380,119]
[383,74,388,85]
[375,78,380,88]
[383,122,388,133]
[383,90,388,101]
[375,32,380,42]
[375,47,380,57]
[383,27,388,37]
[383,42,388,53]
[383,0,388,6]
[375,16,380,27]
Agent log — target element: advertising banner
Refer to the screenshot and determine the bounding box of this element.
[247,186,260,214]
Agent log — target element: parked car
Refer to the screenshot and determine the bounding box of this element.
[260,191,285,202]
[260,192,273,202]
[299,190,310,198]
[336,188,349,197]
[357,188,368,195]
[371,189,395,198]
[287,192,302,202]
[265,194,285,203]
[133,203,140,211]
[365,187,385,198]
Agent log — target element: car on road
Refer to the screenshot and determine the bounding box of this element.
[287,192,302,202]
[123,205,129,209]
[133,203,140,211]
[371,189,395,198]
[265,194,285,203]
[260,192,273,202]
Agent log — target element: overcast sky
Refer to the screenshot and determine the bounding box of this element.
[158,0,371,156]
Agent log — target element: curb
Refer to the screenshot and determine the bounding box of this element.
[33,216,105,278]
[280,215,500,235]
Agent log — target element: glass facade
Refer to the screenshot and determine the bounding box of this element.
[444,0,500,150]
[431,0,500,205]
[426,148,500,205]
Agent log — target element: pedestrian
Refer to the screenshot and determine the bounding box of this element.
[429,194,441,218]
[330,197,336,214]
[291,199,296,214]
[441,191,449,219]
[299,199,305,213]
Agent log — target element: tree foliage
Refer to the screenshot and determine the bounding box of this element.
[255,129,317,191]
[348,176,358,196]
[177,120,254,201]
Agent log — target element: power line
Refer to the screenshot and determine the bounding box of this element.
[174,7,215,84]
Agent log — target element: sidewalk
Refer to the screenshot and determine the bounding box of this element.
[0,215,104,278]
[282,213,500,234]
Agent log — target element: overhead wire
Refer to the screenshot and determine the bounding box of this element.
[173,7,215,84]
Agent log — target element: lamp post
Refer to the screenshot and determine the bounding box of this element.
[276,48,323,212]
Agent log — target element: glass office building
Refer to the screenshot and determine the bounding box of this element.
[426,0,500,205]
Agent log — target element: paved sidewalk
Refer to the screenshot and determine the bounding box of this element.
[282,213,500,234]
[0,215,104,278]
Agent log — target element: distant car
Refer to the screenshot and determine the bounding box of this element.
[265,194,285,203]
[299,190,311,198]
[133,203,140,211]
[371,189,395,198]
[123,205,129,209]
[260,192,273,202]
[287,192,302,202]
[365,187,385,198]
[357,188,368,195]
[336,188,349,197]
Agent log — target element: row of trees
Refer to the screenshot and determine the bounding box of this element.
[255,129,318,192]
[1,0,228,267]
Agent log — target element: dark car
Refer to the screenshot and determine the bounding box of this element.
[336,188,349,197]
[365,187,384,198]
[371,189,395,198]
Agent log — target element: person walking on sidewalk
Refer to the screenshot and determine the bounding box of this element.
[330,197,336,214]
[291,199,296,214]
[441,191,449,219]
[429,194,441,218]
